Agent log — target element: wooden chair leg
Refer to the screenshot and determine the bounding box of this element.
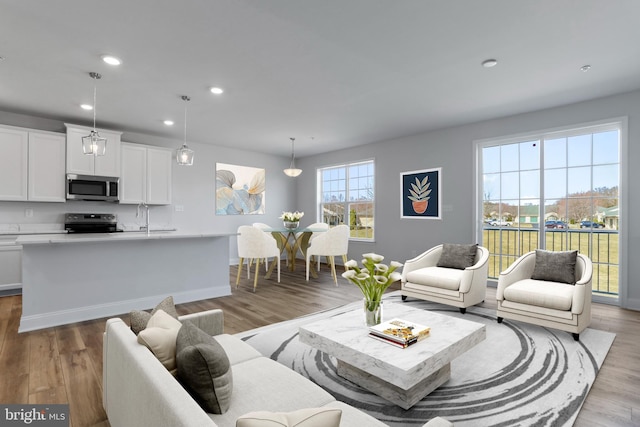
[253,259,260,292]
[342,254,348,271]
[236,257,244,287]
[330,256,337,286]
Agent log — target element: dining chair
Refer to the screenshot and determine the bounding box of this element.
[253,222,290,267]
[305,224,350,285]
[237,225,280,291]
[298,222,329,271]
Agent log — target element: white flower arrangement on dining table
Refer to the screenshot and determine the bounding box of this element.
[280,211,304,222]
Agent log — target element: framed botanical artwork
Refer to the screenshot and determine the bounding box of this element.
[400,167,441,219]
[216,163,266,215]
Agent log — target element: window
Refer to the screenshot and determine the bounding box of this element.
[477,121,621,297]
[318,160,374,240]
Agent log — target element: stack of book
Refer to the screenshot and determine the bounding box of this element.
[368,318,431,348]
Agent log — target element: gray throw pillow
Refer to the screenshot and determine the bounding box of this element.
[130,296,179,335]
[531,249,578,284]
[176,321,232,414]
[437,243,478,270]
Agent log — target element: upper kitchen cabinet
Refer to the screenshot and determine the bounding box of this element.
[0,125,65,202]
[0,125,28,200]
[65,124,122,177]
[120,143,172,205]
[28,131,66,202]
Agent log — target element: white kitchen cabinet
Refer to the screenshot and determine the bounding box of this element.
[28,131,66,202]
[65,123,122,177]
[0,243,21,292]
[120,143,172,205]
[0,126,65,202]
[0,126,28,200]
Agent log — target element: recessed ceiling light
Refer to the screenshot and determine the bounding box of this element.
[580,64,591,72]
[80,104,93,110]
[163,120,174,126]
[482,59,498,68]
[102,55,122,66]
[210,87,224,95]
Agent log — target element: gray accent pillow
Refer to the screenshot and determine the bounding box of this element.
[437,243,478,270]
[176,321,232,414]
[531,249,578,284]
[130,296,179,335]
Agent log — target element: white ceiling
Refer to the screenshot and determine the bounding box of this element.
[2,0,640,157]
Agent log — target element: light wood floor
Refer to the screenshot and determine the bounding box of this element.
[0,263,638,427]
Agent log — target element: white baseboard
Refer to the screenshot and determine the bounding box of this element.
[18,287,231,333]
[0,282,21,291]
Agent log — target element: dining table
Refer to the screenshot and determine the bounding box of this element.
[262,226,327,278]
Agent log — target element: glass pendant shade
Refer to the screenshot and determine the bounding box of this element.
[283,137,302,177]
[82,131,107,156]
[83,72,107,156]
[176,143,194,165]
[176,95,194,166]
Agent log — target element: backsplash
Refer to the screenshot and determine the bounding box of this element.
[0,201,174,231]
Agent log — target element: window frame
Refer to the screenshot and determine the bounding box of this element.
[317,159,375,242]
[474,117,628,306]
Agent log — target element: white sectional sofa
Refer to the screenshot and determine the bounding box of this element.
[103,308,452,427]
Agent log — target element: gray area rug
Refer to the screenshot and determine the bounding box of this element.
[236,292,615,427]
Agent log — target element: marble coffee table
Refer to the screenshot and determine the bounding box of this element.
[298,302,486,409]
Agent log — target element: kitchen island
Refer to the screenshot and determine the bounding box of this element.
[17,231,234,332]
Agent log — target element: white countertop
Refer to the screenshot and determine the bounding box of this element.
[17,231,235,245]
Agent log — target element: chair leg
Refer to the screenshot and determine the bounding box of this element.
[306,256,311,281]
[330,256,337,286]
[342,254,348,271]
[253,259,260,292]
[459,307,466,314]
[236,257,244,287]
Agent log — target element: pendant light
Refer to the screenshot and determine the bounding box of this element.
[176,95,194,165]
[82,72,107,156]
[283,137,302,177]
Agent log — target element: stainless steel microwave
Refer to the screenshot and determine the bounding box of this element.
[66,174,119,202]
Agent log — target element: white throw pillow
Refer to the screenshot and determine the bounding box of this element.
[137,309,182,374]
[236,408,342,427]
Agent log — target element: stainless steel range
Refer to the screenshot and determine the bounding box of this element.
[64,213,119,233]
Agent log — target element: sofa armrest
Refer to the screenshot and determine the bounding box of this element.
[496,251,536,301]
[401,245,442,281]
[179,309,224,336]
[103,318,215,427]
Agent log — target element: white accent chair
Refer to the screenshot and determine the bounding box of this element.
[496,250,592,341]
[236,225,280,291]
[401,244,489,314]
[306,224,350,286]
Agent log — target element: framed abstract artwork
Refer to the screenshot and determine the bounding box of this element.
[216,163,265,215]
[400,167,441,219]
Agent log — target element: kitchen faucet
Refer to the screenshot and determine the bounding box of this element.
[136,202,150,234]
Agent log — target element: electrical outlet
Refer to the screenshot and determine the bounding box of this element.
[174,205,184,212]
[25,209,33,218]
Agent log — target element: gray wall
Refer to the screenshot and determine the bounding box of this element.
[296,89,639,310]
